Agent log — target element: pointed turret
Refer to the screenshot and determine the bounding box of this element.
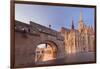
[91,25,94,31]
[71,18,74,30]
[78,10,84,32]
[79,10,83,22]
[90,25,94,33]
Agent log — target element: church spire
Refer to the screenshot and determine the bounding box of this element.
[71,18,74,30]
[78,10,84,32]
[79,10,83,22]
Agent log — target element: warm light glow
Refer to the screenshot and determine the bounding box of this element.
[35,43,57,62]
[67,46,76,54]
[42,45,55,61]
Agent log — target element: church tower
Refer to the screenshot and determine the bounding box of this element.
[78,11,84,32]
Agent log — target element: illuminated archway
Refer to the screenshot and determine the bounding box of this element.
[35,41,57,62]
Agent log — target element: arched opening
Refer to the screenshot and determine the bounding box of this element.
[35,42,57,62]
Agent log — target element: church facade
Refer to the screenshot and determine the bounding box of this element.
[60,12,95,54]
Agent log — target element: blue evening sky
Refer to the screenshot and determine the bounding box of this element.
[15,4,95,31]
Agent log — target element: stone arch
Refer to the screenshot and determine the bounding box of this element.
[35,40,58,62]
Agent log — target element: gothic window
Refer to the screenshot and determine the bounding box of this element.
[70,37,74,46]
[81,29,83,33]
[83,36,85,46]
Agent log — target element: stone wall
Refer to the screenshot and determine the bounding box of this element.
[15,20,66,67]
